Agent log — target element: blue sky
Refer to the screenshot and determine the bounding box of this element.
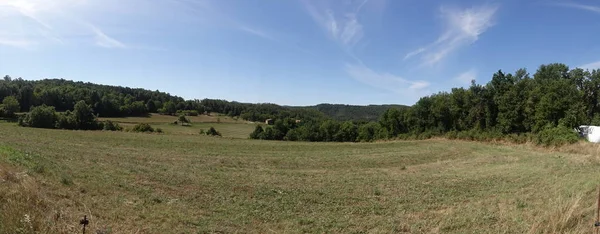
[1,0,600,106]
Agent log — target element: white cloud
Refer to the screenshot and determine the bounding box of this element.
[0,0,135,49]
[302,0,369,48]
[454,69,477,86]
[0,38,37,48]
[345,63,430,95]
[579,61,600,70]
[554,2,600,14]
[405,4,498,66]
[238,26,276,41]
[89,24,126,48]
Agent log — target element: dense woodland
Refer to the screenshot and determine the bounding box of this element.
[251,63,595,145]
[2,63,596,145]
[292,104,408,122]
[0,76,383,122]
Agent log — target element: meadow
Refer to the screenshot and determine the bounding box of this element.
[1,115,600,233]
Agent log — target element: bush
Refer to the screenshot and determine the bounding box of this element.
[103,120,123,131]
[156,128,163,133]
[55,110,77,129]
[20,105,58,128]
[131,123,154,133]
[205,127,221,136]
[178,115,190,125]
[284,128,300,141]
[0,96,19,118]
[176,110,199,116]
[249,125,264,139]
[535,126,579,146]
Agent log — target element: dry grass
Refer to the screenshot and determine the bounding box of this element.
[1,122,600,233]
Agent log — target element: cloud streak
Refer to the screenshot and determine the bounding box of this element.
[0,0,129,49]
[302,0,368,48]
[554,2,600,14]
[405,4,498,66]
[579,61,600,70]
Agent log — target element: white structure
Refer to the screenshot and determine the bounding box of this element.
[576,125,600,143]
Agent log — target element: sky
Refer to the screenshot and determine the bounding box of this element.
[1,0,600,106]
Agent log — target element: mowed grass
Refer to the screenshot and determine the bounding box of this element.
[99,113,260,138]
[1,122,600,233]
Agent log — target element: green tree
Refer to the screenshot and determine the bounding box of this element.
[178,115,190,125]
[73,100,100,130]
[319,120,340,142]
[336,121,358,142]
[1,96,20,117]
[357,122,381,142]
[21,105,58,128]
[250,125,264,139]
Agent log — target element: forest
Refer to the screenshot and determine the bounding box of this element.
[251,63,595,145]
[1,62,596,145]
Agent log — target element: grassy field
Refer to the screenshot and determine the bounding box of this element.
[99,113,259,138]
[2,121,600,233]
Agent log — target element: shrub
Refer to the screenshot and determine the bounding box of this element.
[156,128,163,133]
[0,96,19,118]
[178,115,190,125]
[249,125,264,139]
[131,123,154,133]
[55,111,77,129]
[20,105,58,128]
[176,110,199,116]
[72,101,102,130]
[284,128,300,141]
[535,126,579,146]
[205,127,221,136]
[103,120,123,131]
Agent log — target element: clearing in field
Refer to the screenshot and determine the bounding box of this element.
[1,120,600,233]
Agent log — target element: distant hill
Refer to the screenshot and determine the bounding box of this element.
[0,76,407,122]
[293,104,409,122]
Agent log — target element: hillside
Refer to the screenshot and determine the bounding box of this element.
[1,122,597,233]
[0,76,402,122]
[299,104,409,122]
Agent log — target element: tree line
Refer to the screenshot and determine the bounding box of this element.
[252,63,593,145]
[0,77,395,122]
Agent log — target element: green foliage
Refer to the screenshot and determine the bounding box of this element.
[156,128,163,133]
[102,120,123,131]
[205,127,221,136]
[176,110,199,116]
[249,125,264,139]
[20,105,57,128]
[534,126,580,146]
[178,115,190,125]
[131,123,155,133]
[0,96,19,118]
[357,122,382,142]
[72,101,102,130]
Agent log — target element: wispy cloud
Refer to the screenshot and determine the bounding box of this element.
[88,24,126,48]
[454,69,477,86]
[554,2,600,14]
[238,26,276,41]
[579,61,600,70]
[345,63,430,95]
[302,0,370,48]
[0,39,37,49]
[405,4,498,66]
[0,0,135,49]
